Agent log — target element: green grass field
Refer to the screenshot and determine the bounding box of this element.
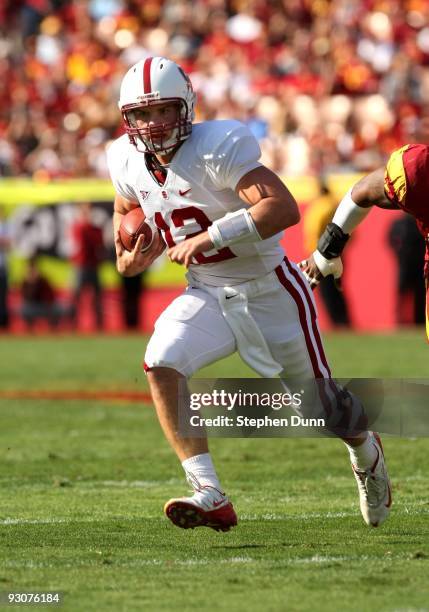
[0,332,428,611]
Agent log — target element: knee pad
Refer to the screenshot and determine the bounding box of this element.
[144,321,192,377]
[323,385,368,438]
[144,288,235,378]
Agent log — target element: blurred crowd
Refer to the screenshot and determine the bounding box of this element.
[1,0,429,180]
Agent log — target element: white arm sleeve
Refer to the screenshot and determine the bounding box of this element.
[332,188,371,234]
[207,123,262,191]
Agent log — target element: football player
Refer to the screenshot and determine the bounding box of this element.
[107,57,391,532]
[300,144,429,340]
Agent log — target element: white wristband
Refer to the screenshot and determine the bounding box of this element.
[332,188,371,234]
[208,209,261,249]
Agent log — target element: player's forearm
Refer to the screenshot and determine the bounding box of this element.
[331,188,372,235]
[351,168,389,207]
[207,196,299,252]
[113,211,124,236]
[249,196,300,239]
[113,194,138,236]
[330,169,388,236]
[316,170,390,262]
[235,165,300,237]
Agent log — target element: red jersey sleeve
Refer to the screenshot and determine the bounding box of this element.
[384,144,429,237]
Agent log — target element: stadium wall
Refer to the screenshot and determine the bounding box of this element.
[0,178,402,331]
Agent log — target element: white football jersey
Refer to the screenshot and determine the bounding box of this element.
[107,120,285,285]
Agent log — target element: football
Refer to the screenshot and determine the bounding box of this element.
[119,207,154,252]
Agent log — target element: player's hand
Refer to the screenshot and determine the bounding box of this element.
[299,252,344,291]
[167,231,214,267]
[115,229,165,277]
[298,253,324,290]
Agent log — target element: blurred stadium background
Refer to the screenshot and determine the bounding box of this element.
[1,4,429,610]
[0,0,428,333]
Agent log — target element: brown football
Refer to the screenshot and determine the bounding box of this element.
[119,207,153,252]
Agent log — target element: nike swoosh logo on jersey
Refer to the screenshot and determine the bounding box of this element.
[179,188,191,196]
[212,499,225,508]
[225,293,238,300]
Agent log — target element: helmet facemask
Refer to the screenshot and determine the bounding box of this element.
[122,99,191,154]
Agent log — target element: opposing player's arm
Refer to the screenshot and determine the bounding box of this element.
[113,193,165,277]
[351,168,398,210]
[299,166,397,288]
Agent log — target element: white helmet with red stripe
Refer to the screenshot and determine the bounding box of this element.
[119,56,196,154]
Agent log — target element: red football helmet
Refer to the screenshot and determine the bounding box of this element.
[118,56,196,154]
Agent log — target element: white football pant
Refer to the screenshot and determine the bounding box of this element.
[145,258,332,381]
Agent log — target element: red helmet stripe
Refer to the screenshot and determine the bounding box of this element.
[143,57,153,93]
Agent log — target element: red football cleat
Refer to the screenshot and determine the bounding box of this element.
[164,486,238,532]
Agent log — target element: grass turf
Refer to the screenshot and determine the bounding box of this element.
[0,332,428,611]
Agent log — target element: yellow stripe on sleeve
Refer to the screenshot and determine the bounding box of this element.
[384,145,410,204]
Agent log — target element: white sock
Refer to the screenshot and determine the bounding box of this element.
[181,453,223,493]
[346,433,378,470]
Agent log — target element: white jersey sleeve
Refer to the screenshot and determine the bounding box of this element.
[202,121,262,191]
[106,135,139,202]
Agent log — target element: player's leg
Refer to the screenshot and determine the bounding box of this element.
[145,287,238,531]
[146,367,207,461]
[0,270,9,328]
[71,267,84,328]
[91,269,104,330]
[251,258,391,526]
[21,302,36,329]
